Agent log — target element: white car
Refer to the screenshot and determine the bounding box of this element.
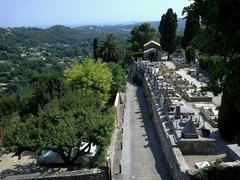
[37,143,98,165]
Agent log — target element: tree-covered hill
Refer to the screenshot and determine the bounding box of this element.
[0,18,185,57]
[0,24,130,60]
[75,18,185,35]
[0,20,185,93]
[0,25,97,48]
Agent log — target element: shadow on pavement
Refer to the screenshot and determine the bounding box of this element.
[134,83,173,180]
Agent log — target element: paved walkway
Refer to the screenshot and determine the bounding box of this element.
[120,82,171,180]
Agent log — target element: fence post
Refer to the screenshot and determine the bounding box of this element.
[106,157,112,180]
[119,164,122,174]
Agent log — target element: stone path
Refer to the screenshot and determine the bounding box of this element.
[119,82,171,180]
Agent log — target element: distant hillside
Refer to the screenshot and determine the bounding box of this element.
[0,18,185,60]
[0,25,100,59]
[149,18,185,33]
[0,25,87,47]
[74,25,129,43]
[0,18,185,50]
[75,18,185,35]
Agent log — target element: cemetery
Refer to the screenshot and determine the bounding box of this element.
[134,60,240,179]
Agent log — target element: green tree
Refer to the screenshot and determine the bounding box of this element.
[93,38,98,60]
[97,33,122,63]
[0,96,17,119]
[3,90,115,166]
[181,12,200,49]
[19,71,65,116]
[107,62,126,102]
[159,8,178,60]
[186,0,240,140]
[185,45,196,63]
[175,34,183,49]
[65,58,112,106]
[31,72,65,100]
[128,23,157,57]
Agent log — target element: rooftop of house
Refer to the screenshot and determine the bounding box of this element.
[143,40,160,47]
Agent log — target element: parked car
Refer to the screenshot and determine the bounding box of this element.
[37,143,98,166]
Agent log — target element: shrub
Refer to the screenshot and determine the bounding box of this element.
[193,165,240,180]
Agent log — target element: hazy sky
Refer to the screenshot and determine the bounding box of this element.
[0,0,192,27]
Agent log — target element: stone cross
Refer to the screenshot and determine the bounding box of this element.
[175,105,181,119]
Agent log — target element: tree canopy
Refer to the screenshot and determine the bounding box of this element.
[93,38,98,60]
[128,23,157,57]
[159,8,178,59]
[18,72,65,116]
[185,45,196,63]
[4,89,115,165]
[97,33,123,63]
[185,0,240,140]
[65,58,112,107]
[2,58,122,166]
[107,62,126,102]
[0,22,128,168]
[181,12,200,49]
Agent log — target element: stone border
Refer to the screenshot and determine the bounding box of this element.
[109,92,125,180]
[3,169,107,180]
[227,144,240,161]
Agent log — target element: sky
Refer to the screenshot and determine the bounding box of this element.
[0,0,192,28]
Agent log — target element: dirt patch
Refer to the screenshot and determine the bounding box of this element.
[0,152,51,178]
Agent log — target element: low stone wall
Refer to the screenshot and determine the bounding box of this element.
[179,139,215,155]
[226,144,240,161]
[185,95,212,102]
[143,76,192,180]
[110,92,125,180]
[3,169,108,180]
[181,90,212,102]
[173,62,190,70]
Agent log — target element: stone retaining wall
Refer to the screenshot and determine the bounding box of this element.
[142,76,192,180]
[179,139,215,155]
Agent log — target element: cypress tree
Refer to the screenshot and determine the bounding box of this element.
[93,38,98,60]
[159,8,178,60]
[182,13,200,49]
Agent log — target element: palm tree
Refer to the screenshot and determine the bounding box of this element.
[97,33,122,63]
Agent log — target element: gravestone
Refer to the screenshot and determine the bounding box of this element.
[181,117,198,139]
